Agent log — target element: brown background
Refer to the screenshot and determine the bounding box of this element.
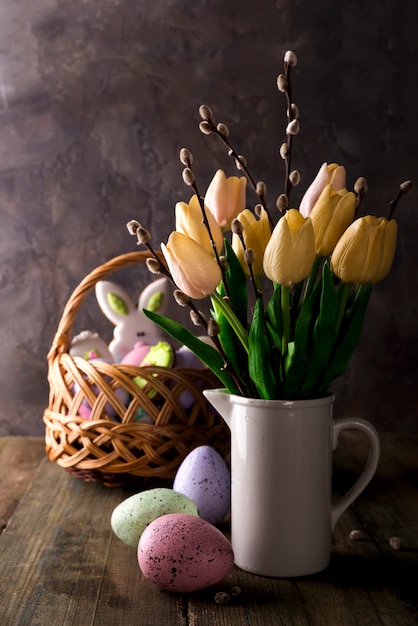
[0,0,417,435]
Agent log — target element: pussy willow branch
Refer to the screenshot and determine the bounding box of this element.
[388,180,414,220]
[199,117,274,228]
[188,176,233,304]
[233,227,263,304]
[131,228,247,395]
[283,60,295,201]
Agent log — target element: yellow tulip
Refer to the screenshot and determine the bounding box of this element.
[204,169,247,228]
[309,184,356,256]
[263,209,316,286]
[299,162,347,217]
[175,194,224,256]
[232,208,271,276]
[161,232,222,299]
[330,216,398,284]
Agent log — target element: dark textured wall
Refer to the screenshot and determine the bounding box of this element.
[1,0,417,435]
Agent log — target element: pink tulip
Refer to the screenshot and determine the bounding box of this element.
[299,162,346,217]
[204,170,247,228]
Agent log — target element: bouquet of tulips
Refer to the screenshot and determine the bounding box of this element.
[127,50,413,401]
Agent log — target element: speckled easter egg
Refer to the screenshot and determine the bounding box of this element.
[111,488,198,548]
[138,513,234,592]
[173,445,231,524]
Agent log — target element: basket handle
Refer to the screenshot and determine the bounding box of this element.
[48,251,165,360]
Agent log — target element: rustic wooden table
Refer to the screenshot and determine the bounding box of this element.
[0,434,417,625]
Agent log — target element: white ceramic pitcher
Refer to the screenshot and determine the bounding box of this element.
[203,389,380,578]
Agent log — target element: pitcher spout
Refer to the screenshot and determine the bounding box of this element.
[203,388,233,428]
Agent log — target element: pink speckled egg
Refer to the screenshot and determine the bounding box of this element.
[138,513,234,592]
[173,445,231,524]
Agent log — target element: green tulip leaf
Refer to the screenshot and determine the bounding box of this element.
[293,277,322,356]
[265,284,283,349]
[222,239,248,327]
[299,262,337,394]
[248,299,276,399]
[320,284,372,393]
[281,341,308,397]
[211,299,252,395]
[143,309,240,394]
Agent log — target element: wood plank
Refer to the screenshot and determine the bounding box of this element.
[331,431,418,623]
[0,436,45,533]
[0,458,186,625]
[185,433,418,626]
[0,435,417,625]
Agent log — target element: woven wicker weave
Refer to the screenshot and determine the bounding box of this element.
[43,251,229,485]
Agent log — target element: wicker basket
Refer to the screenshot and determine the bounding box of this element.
[43,251,229,485]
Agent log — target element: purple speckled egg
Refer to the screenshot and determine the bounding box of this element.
[138,513,234,593]
[173,445,231,524]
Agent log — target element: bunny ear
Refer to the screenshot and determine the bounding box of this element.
[95,281,136,326]
[138,277,170,315]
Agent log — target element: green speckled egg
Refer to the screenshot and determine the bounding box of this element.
[111,488,199,548]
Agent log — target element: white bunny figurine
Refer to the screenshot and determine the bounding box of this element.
[95,277,171,362]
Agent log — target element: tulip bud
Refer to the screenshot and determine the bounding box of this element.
[309,184,356,256]
[263,209,316,286]
[161,232,222,299]
[330,215,398,284]
[232,208,271,277]
[175,195,223,255]
[299,162,346,217]
[204,169,247,228]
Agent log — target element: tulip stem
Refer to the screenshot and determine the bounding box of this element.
[281,285,291,357]
[303,255,322,303]
[335,282,352,336]
[211,290,249,354]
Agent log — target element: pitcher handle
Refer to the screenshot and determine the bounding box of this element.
[331,418,380,531]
